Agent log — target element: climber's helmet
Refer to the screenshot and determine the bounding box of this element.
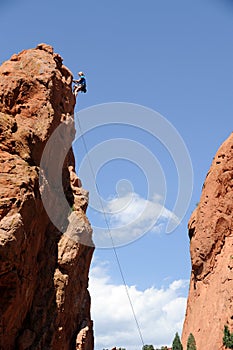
[78,71,85,76]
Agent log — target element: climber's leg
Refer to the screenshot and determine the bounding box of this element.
[73,85,81,97]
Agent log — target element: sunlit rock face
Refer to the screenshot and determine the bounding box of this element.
[0,44,94,350]
[182,133,233,350]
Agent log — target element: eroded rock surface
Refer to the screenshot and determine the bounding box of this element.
[0,44,94,350]
[182,133,233,350]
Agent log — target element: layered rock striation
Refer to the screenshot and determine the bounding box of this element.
[0,44,94,350]
[182,133,233,349]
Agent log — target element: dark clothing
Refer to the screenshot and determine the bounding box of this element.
[79,76,86,87]
[73,75,87,96]
[73,75,87,93]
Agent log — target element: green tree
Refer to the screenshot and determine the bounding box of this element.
[187,333,196,350]
[142,345,154,350]
[223,325,233,349]
[172,332,183,350]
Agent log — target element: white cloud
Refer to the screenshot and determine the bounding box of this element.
[94,192,179,248]
[89,261,188,350]
[93,192,179,248]
[107,192,178,229]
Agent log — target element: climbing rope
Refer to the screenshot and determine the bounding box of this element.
[76,116,145,349]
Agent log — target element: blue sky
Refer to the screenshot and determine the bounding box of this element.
[1,1,233,349]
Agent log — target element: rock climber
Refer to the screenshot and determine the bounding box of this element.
[73,71,87,97]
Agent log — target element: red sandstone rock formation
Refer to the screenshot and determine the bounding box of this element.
[0,44,94,350]
[182,133,233,350]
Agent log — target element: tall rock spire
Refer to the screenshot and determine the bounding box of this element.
[182,133,233,350]
[0,44,94,350]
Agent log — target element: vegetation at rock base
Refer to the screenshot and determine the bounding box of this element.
[223,325,233,349]
[101,324,233,350]
[187,333,196,350]
[172,332,183,350]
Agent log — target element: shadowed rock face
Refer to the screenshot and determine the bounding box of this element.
[0,44,94,350]
[182,133,233,350]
